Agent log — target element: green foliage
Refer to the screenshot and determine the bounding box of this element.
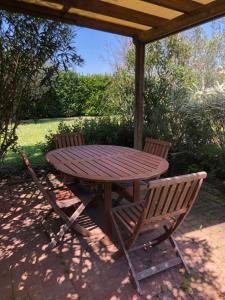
[55,71,81,117]
[43,117,134,154]
[203,84,225,150]
[186,25,225,89]
[77,74,111,116]
[105,69,134,119]
[105,35,196,146]
[143,36,195,142]
[101,32,225,179]
[27,72,112,118]
[3,117,85,168]
[172,145,225,179]
[2,17,225,180]
[0,11,82,159]
[177,99,213,151]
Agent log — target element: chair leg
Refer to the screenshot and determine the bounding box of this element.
[112,218,191,295]
[44,198,92,249]
[168,235,190,274]
[41,208,59,249]
[51,199,93,247]
[111,213,143,295]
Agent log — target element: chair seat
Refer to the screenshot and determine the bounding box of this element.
[113,202,175,233]
[48,183,93,209]
[113,202,145,232]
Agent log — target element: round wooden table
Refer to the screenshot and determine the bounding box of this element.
[46,145,169,233]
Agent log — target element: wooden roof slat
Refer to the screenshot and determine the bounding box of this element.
[68,7,151,31]
[102,0,182,19]
[0,0,224,43]
[0,0,142,37]
[140,0,225,42]
[50,0,168,28]
[141,0,202,13]
[194,0,214,4]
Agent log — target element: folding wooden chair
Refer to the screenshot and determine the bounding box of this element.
[114,138,171,203]
[143,138,171,159]
[141,137,171,184]
[111,172,207,295]
[21,152,93,248]
[54,131,85,149]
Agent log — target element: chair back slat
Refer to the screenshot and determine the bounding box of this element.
[54,132,85,149]
[145,186,163,218]
[154,185,171,216]
[174,181,192,211]
[143,138,171,159]
[161,184,176,215]
[180,180,200,209]
[168,182,186,213]
[144,172,207,222]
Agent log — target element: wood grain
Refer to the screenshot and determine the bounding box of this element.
[46,145,169,182]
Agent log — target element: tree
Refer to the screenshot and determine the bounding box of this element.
[185,22,225,89]
[105,35,195,142]
[0,11,83,159]
[106,68,134,119]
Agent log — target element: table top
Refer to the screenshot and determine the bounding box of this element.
[46,145,169,182]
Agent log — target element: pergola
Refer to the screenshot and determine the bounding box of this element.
[1,0,225,149]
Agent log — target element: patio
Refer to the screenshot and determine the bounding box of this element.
[1,1,225,299]
[1,173,225,300]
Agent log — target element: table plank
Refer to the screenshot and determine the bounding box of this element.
[46,145,169,182]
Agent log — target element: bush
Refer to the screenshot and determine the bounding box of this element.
[32,72,112,119]
[43,117,134,154]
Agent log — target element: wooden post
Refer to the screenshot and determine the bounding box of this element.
[133,38,145,150]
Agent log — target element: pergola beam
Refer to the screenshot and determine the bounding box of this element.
[141,0,225,43]
[141,0,201,13]
[0,0,141,38]
[134,39,145,150]
[51,0,168,28]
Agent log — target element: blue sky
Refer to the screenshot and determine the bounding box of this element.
[74,27,127,75]
[73,20,221,75]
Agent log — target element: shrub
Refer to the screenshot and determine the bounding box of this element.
[43,117,134,154]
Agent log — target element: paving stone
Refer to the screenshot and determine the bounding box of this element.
[0,179,225,299]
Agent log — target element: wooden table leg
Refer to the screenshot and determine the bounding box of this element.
[104,182,112,234]
[133,180,140,202]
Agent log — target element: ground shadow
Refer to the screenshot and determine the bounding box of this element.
[0,175,225,299]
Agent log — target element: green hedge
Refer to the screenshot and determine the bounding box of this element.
[43,117,134,153]
[22,72,112,119]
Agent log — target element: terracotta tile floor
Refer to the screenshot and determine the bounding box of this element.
[0,177,225,300]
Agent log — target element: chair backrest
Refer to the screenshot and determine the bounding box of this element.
[54,132,85,149]
[143,138,171,159]
[143,172,207,223]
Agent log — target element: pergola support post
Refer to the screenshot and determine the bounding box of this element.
[133,38,145,150]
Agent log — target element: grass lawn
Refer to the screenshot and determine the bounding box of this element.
[3,117,84,168]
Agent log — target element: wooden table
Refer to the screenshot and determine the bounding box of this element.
[46,145,169,233]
